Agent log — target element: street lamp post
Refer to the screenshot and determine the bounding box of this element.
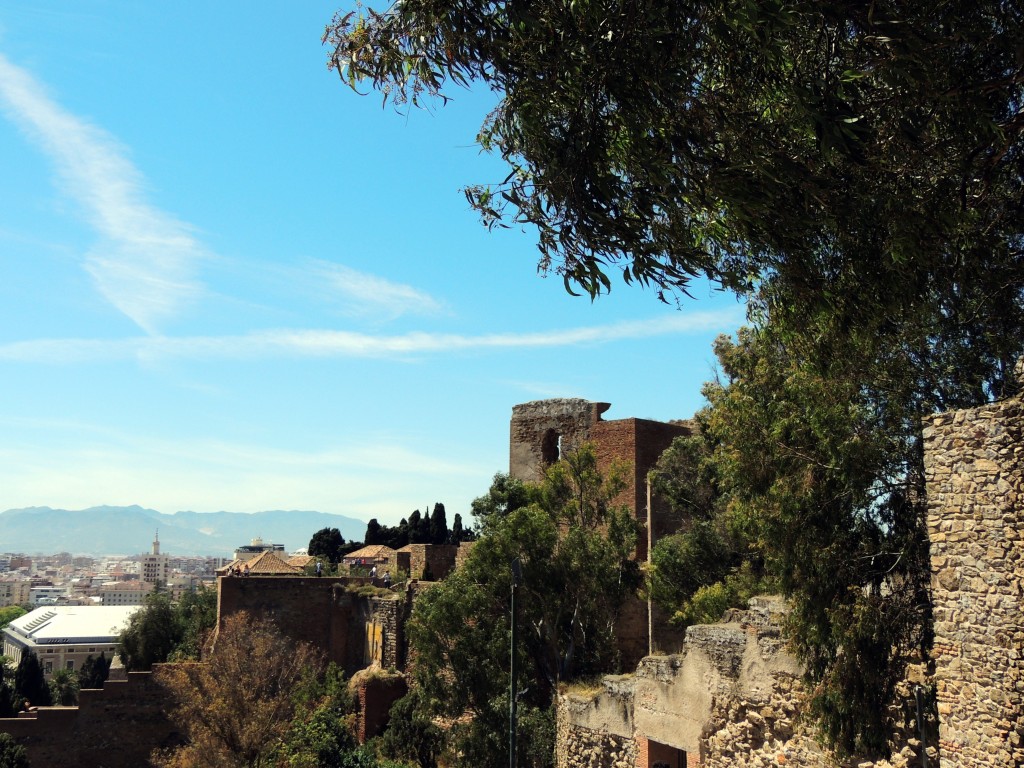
[510,557,522,768]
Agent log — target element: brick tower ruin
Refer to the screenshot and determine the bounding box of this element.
[510,398,693,559]
[510,399,694,661]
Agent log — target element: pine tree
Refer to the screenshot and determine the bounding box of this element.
[407,510,426,544]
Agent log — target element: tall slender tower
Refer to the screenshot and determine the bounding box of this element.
[142,529,169,587]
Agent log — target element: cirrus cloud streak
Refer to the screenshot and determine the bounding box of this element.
[0,308,744,364]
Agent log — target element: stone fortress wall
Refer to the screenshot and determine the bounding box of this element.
[923,393,1024,767]
[556,390,1024,768]
[510,398,694,559]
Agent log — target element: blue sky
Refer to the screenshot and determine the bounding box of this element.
[0,2,745,529]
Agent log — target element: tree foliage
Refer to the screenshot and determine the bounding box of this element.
[0,607,26,630]
[470,472,532,534]
[119,587,218,671]
[326,0,1024,755]
[77,652,111,691]
[308,527,347,564]
[395,444,639,766]
[153,612,325,768]
[696,320,938,756]
[0,733,29,768]
[364,502,457,549]
[0,660,18,718]
[0,681,16,719]
[276,663,360,768]
[13,652,50,708]
[325,0,1023,325]
[48,668,78,707]
[428,502,447,545]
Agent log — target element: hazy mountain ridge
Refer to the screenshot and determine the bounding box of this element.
[0,505,367,557]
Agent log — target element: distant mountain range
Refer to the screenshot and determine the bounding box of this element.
[0,505,368,558]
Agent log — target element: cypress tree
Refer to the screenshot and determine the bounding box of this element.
[429,503,448,545]
[14,651,51,707]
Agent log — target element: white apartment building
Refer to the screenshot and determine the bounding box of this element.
[233,537,285,562]
[100,580,154,606]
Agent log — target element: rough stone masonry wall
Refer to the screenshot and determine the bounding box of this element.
[923,396,1024,767]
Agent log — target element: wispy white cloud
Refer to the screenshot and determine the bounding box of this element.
[0,53,203,333]
[0,307,744,364]
[314,261,446,319]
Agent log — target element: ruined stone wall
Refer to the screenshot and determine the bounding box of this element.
[555,688,638,768]
[0,671,177,768]
[509,400,691,548]
[456,541,476,568]
[923,396,1024,768]
[366,593,406,670]
[511,399,612,483]
[355,671,408,743]
[557,598,933,768]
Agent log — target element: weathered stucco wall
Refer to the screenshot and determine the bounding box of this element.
[557,597,934,768]
[923,395,1024,768]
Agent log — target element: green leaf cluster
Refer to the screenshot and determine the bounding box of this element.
[13,652,50,708]
[388,444,639,766]
[325,0,1024,330]
[0,733,29,768]
[119,586,218,671]
[77,652,111,691]
[308,528,349,564]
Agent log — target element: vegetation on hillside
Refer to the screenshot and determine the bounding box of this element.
[154,612,406,768]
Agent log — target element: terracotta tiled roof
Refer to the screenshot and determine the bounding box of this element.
[246,550,303,574]
[342,545,395,561]
[287,554,314,567]
[219,551,302,575]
